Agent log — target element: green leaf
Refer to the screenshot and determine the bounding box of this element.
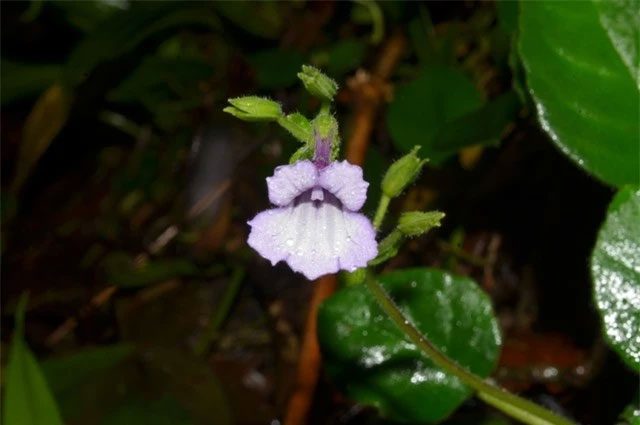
[102,395,193,425]
[1,61,62,105]
[318,268,501,423]
[519,1,640,187]
[213,1,284,39]
[249,49,305,90]
[41,345,135,394]
[620,398,640,425]
[65,3,220,85]
[109,56,213,106]
[387,66,483,157]
[322,39,367,77]
[3,295,65,425]
[591,186,640,371]
[12,84,72,193]
[101,253,200,287]
[430,91,521,163]
[496,0,519,35]
[51,0,126,32]
[594,0,640,88]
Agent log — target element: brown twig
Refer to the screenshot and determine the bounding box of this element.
[284,32,406,425]
[45,285,118,347]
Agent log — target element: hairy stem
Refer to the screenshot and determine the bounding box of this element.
[364,278,575,425]
[373,195,390,230]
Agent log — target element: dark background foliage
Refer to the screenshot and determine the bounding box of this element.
[1,1,637,425]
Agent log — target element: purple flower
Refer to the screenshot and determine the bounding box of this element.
[247,143,377,280]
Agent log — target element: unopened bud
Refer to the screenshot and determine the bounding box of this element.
[277,112,312,143]
[397,211,445,237]
[343,267,367,286]
[312,108,341,161]
[381,146,427,198]
[297,65,338,102]
[368,230,404,266]
[224,96,282,121]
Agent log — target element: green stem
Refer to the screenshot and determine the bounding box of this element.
[364,278,575,425]
[195,267,245,356]
[373,195,390,230]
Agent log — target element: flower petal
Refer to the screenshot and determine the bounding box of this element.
[318,160,368,211]
[266,160,318,206]
[247,194,377,280]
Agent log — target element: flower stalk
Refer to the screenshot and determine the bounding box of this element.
[364,277,575,425]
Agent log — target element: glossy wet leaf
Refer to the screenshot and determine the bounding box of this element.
[591,186,640,371]
[620,399,640,425]
[594,0,640,88]
[12,84,71,193]
[387,66,483,158]
[519,1,640,187]
[3,296,64,425]
[318,268,501,423]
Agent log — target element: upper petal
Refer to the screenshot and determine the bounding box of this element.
[318,160,368,211]
[247,193,377,280]
[266,160,318,206]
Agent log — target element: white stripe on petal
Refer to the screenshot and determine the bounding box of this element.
[247,191,377,280]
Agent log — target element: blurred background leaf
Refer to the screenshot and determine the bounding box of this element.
[249,49,306,90]
[387,66,483,162]
[11,84,71,193]
[0,61,62,105]
[3,296,64,425]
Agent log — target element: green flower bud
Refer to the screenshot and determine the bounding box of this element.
[397,211,445,237]
[368,229,404,266]
[224,96,282,121]
[342,267,367,286]
[297,65,339,102]
[277,112,312,143]
[312,107,341,160]
[381,146,428,198]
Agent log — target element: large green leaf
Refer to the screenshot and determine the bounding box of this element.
[3,296,64,425]
[519,1,640,187]
[318,268,501,423]
[594,0,640,88]
[387,66,483,160]
[591,186,640,371]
